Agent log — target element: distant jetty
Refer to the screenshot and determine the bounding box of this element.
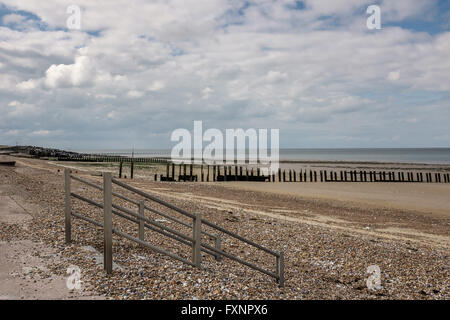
[0,145,169,163]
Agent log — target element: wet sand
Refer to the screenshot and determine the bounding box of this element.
[221,182,450,218]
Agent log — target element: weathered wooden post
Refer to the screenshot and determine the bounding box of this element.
[64,169,71,244]
[282,170,286,182]
[201,165,204,182]
[207,165,210,182]
[278,168,281,182]
[192,213,202,268]
[235,166,238,181]
[314,171,317,182]
[276,252,285,288]
[103,172,113,274]
[166,163,169,180]
[119,161,123,178]
[172,163,175,180]
[214,235,222,262]
[293,170,297,182]
[138,200,145,243]
[289,170,292,182]
[189,164,193,181]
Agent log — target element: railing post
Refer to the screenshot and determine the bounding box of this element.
[103,172,113,274]
[192,213,202,267]
[138,200,145,243]
[64,168,71,244]
[214,234,222,262]
[276,252,285,288]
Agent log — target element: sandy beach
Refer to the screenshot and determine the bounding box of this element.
[0,155,449,299]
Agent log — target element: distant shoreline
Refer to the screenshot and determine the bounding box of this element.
[2,145,450,166]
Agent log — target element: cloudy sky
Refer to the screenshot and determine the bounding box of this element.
[0,0,449,149]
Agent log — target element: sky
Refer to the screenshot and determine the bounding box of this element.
[0,0,449,150]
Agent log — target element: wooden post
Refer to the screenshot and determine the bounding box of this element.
[207,165,210,182]
[278,168,281,182]
[189,164,193,181]
[64,169,71,244]
[192,213,202,267]
[213,166,217,182]
[201,165,204,182]
[172,163,175,180]
[282,170,286,182]
[289,170,292,182]
[293,170,297,182]
[235,166,238,181]
[320,171,323,182]
[276,252,285,288]
[119,161,123,178]
[214,235,222,262]
[138,200,145,243]
[166,163,169,180]
[103,172,113,274]
[130,161,134,179]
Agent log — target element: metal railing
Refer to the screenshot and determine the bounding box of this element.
[64,168,285,287]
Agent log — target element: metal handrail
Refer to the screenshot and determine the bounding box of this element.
[65,170,285,287]
[72,174,217,239]
[110,174,284,285]
[71,195,219,258]
[111,176,280,257]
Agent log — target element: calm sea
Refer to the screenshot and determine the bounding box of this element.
[71,148,450,165]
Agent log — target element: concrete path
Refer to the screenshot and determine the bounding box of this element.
[0,185,103,300]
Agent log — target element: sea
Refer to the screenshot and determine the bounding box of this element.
[71,148,450,165]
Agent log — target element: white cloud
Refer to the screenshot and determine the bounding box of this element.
[126,90,145,98]
[387,71,400,81]
[45,56,94,88]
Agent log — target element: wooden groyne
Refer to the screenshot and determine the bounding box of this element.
[154,163,450,184]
